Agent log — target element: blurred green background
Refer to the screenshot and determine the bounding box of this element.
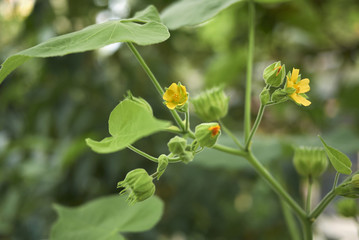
[0,0,359,239]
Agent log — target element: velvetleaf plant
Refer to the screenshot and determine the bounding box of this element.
[0,1,358,240]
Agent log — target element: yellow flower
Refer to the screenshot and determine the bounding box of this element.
[163,83,188,109]
[286,68,311,106]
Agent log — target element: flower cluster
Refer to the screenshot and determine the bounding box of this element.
[262,62,312,107]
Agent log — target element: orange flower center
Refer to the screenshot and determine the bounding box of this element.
[208,125,220,137]
[274,66,282,76]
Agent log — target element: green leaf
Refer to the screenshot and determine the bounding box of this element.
[255,0,290,3]
[161,0,244,30]
[319,136,352,175]
[161,0,290,30]
[0,5,169,84]
[86,99,170,153]
[50,195,164,240]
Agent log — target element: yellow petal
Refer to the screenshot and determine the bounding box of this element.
[165,101,177,109]
[297,78,310,93]
[290,68,299,84]
[163,89,175,101]
[290,93,311,106]
[286,76,294,88]
[168,83,178,92]
[179,85,187,95]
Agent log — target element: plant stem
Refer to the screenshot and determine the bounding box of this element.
[333,172,340,188]
[127,145,158,163]
[185,106,190,132]
[126,42,164,96]
[302,219,313,240]
[244,0,255,142]
[212,144,248,157]
[309,190,336,220]
[219,120,244,150]
[127,145,181,163]
[126,42,185,130]
[280,200,301,240]
[306,176,313,214]
[245,104,265,150]
[309,172,340,220]
[246,152,307,219]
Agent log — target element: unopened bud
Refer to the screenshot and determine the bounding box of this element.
[168,136,187,155]
[263,61,286,87]
[179,151,194,164]
[117,168,155,204]
[191,87,229,121]
[293,146,328,178]
[271,89,288,103]
[156,155,169,180]
[195,123,221,148]
[336,174,359,198]
[260,88,270,105]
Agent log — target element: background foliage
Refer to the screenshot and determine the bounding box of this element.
[0,0,358,239]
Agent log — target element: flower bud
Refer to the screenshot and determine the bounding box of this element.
[167,136,187,155]
[156,155,168,180]
[271,89,289,103]
[293,146,328,178]
[336,174,359,198]
[263,61,286,87]
[117,168,155,204]
[179,151,194,164]
[191,87,229,121]
[260,88,270,105]
[194,123,221,148]
[336,198,358,218]
[125,91,153,114]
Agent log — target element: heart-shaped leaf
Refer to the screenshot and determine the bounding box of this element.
[0,5,169,84]
[319,136,352,175]
[86,99,170,153]
[50,195,164,240]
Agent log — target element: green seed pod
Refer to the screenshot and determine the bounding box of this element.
[336,198,358,218]
[117,168,155,204]
[156,154,169,180]
[125,91,153,114]
[336,174,359,198]
[293,146,328,178]
[191,87,229,122]
[260,88,270,105]
[168,136,187,155]
[194,122,221,148]
[263,61,286,87]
